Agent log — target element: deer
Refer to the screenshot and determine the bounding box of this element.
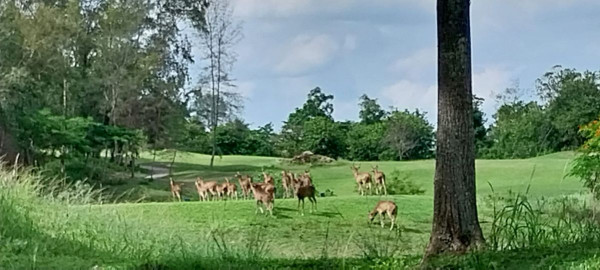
[293,178,317,216]
[351,164,372,196]
[281,170,293,198]
[224,178,238,200]
[262,169,275,185]
[368,200,398,230]
[250,182,274,216]
[371,165,387,195]
[235,172,252,199]
[169,178,183,202]
[300,170,313,186]
[215,182,228,200]
[195,178,218,201]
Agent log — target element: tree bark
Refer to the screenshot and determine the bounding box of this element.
[425,0,485,258]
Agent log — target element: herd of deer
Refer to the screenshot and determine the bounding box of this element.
[169,169,317,216]
[168,164,397,229]
[350,164,387,196]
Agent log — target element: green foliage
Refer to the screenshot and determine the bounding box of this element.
[569,118,600,198]
[485,101,557,158]
[346,123,386,161]
[386,170,425,195]
[359,94,386,124]
[279,87,335,157]
[539,68,600,149]
[300,116,346,158]
[383,109,434,160]
[473,95,491,156]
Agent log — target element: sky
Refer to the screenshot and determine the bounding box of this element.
[195,0,600,129]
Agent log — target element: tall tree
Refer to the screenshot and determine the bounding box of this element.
[196,0,243,167]
[425,0,484,258]
[358,94,386,124]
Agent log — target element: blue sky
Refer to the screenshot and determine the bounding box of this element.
[200,0,600,129]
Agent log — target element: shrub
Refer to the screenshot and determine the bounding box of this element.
[386,170,425,195]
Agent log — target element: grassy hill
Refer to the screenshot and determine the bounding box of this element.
[3,151,599,269]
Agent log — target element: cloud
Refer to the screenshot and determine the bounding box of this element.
[390,47,436,80]
[275,34,340,75]
[380,80,437,115]
[472,66,513,117]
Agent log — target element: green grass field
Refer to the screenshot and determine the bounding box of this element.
[3,151,599,269]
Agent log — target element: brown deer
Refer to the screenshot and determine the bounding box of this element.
[293,179,317,215]
[170,178,183,202]
[215,182,228,200]
[371,165,387,195]
[250,182,274,216]
[224,178,238,200]
[262,170,275,185]
[300,170,313,186]
[195,178,218,201]
[281,170,293,198]
[368,200,397,230]
[351,164,372,196]
[235,172,252,199]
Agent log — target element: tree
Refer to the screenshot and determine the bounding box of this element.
[425,0,484,258]
[537,67,600,149]
[301,116,346,158]
[485,101,556,158]
[346,122,386,161]
[472,95,490,156]
[359,94,386,124]
[279,87,334,157]
[195,0,243,167]
[569,118,600,199]
[383,109,434,160]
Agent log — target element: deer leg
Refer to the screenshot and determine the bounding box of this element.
[301,199,305,216]
[297,199,301,215]
[388,212,395,231]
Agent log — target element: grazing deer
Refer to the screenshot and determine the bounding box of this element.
[281,170,293,198]
[368,200,397,230]
[371,165,387,195]
[235,172,252,199]
[250,182,274,216]
[170,178,183,202]
[351,164,372,196]
[224,178,238,200]
[293,179,317,215]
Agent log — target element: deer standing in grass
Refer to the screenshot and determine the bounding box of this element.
[262,170,275,185]
[196,178,218,201]
[371,165,387,195]
[224,178,238,200]
[369,200,397,230]
[351,164,372,196]
[215,182,228,200]
[281,170,293,198]
[293,178,317,215]
[250,182,274,216]
[170,178,183,202]
[236,172,252,199]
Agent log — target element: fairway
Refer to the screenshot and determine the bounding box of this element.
[89,151,585,259]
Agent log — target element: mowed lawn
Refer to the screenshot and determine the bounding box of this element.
[83,151,585,259]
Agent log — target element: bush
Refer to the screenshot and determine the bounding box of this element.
[386,170,425,195]
[41,158,128,185]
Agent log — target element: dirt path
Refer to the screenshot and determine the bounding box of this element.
[139,163,170,179]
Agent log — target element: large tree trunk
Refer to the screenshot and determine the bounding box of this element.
[425,0,485,258]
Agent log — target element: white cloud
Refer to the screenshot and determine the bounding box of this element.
[275,34,340,75]
[472,66,512,117]
[380,80,437,116]
[390,47,436,80]
[332,99,359,122]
